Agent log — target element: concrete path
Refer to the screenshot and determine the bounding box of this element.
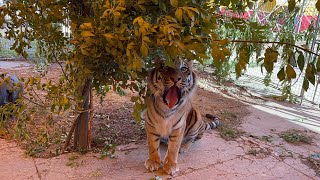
[1,101,319,180]
[0,60,33,70]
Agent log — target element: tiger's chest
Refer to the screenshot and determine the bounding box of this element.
[145,97,192,137]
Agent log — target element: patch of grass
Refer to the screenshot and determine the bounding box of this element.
[219,126,244,140]
[150,175,163,180]
[99,144,116,159]
[0,49,17,58]
[26,146,45,157]
[247,148,258,156]
[88,169,101,177]
[307,154,320,172]
[280,129,312,144]
[219,110,237,120]
[66,162,79,168]
[260,135,273,142]
[68,155,79,161]
[66,160,85,168]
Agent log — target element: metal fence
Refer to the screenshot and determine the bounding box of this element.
[245,60,320,105]
[244,0,320,105]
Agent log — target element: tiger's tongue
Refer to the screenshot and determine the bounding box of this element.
[165,86,179,109]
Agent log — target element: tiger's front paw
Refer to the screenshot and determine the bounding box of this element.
[179,142,192,153]
[163,159,179,175]
[145,159,160,172]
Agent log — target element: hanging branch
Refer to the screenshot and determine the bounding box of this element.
[212,39,320,57]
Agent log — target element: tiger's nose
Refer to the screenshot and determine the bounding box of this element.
[170,77,181,83]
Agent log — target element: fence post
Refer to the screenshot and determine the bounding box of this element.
[296,0,307,33]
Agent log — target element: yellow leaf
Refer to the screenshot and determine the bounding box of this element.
[219,39,230,46]
[198,53,207,59]
[186,9,195,22]
[81,31,95,37]
[81,48,90,56]
[175,8,183,23]
[175,41,186,52]
[143,36,151,43]
[127,42,135,49]
[188,7,199,14]
[138,5,146,12]
[105,0,111,8]
[80,23,92,30]
[222,47,231,56]
[114,11,121,17]
[170,0,178,7]
[103,33,114,39]
[191,27,196,34]
[140,42,148,57]
[286,65,296,79]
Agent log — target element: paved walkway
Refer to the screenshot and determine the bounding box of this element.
[1,100,319,180]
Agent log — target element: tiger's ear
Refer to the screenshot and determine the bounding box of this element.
[187,60,193,70]
[154,56,164,67]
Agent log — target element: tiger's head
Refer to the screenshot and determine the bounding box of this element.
[148,57,196,109]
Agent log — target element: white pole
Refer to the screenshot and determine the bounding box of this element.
[297,0,307,33]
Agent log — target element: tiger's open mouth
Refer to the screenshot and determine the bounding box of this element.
[163,85,182,109]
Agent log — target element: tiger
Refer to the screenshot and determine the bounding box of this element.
[144,56,220,175]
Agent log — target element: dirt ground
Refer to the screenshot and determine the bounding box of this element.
[0,60,249,153]
[1,60,320,179]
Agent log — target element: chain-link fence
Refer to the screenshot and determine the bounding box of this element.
[245,0,320,105]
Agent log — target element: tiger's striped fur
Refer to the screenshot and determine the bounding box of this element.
[144,57,220,174]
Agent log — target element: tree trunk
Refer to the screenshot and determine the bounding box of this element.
[67,0,94,153]
[73,77,92,152]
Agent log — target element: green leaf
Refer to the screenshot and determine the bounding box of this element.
[303,78,309,91]
[306,63,315,85]
[297,52,305,71]
[130,96,139,102]
[286,65,296,79]
[165,58,175,68]
[277,67,285,81]
[235,63,242,77]
[159,1,167,12]
[288,0,296,12]
[247,2,254,9]
[316,0,320,11]
[170,0,178,7]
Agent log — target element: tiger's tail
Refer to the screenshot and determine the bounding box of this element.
[204,114,221,130]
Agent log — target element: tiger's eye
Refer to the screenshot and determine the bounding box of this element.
[181,67,188,72]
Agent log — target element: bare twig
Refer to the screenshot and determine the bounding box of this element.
[52,49,71,84]
[31,88,45,105]
[22,95,48,108]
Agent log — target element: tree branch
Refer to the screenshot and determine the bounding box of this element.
[212,39,320,57]
[52,50,71,84]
